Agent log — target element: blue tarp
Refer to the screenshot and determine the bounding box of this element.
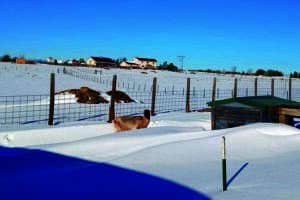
[0,146,210,200]
[293,118,300,129]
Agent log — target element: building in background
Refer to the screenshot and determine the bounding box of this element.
[120,61,140,69]
[121,57,157,69]
[86,57,116,68]
[57,60,64,64]
[133,57,157,69]
[16,58,26,64]
[47,57,57,64]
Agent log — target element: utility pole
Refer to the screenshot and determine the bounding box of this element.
[177,56,186,71]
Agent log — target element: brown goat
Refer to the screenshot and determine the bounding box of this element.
[113,110,151,132]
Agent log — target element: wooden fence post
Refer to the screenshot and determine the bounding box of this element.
[172,85,175,95]
[151,77,157,116]
[271,79,275,97]
[186,78,191,112]
[108,75,117,123]
[233,78,238,99]
[211,77,217,130]
[48,73,55,126]
[212,77,217,102]
[211,108,216,130]
[254,78,258,97]
[289,78,292,101]
[222,136,227,192]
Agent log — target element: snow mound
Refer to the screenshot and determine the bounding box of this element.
[253,123,300,136]
[2,111,300,199]
[0,124,115,147]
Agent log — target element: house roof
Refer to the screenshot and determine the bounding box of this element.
[135,57,157,62]
[208,96,300,108]
[90,57,115,63]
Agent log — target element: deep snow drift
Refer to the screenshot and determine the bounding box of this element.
[1,112,300,199]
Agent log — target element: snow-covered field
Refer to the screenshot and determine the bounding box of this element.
[1,63,300,130]
[0,62,298,96]
[2,112,300,199]
[2,63,300,199]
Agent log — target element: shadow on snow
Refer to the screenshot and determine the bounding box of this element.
[227,162,249,188]
[0,146,210,200]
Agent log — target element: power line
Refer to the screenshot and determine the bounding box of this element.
[177,56,186,71]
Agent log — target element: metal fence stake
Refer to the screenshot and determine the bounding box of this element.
[222,136,227,192]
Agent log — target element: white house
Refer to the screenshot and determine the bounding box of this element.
[121,57,157,69]
[47,57,57,64]
[86,57,116,68]
[120,61,139,68]
[133,57,157,69]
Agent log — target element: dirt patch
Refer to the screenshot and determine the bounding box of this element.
[56,87,136,104]
[56,87,109,104]
[106,90,136,103]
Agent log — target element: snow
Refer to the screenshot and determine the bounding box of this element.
[2,62,300,129]
[1,111,300,199]
[0,62,297,97]
[101,92,111,102]
[255,123,300,136]
[2,63,300,199]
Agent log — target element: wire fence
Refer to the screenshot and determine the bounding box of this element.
[1,67,300,130]
[0,94,109,127]
[63,67,298,94]
[63,68,153,93]
[0,86,298,130]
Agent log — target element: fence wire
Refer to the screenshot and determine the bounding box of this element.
[2,67,300,130]
[1,86,297,130]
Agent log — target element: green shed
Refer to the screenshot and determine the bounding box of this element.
[208,96,300,130]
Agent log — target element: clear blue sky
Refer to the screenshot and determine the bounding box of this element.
[1,0,300,72]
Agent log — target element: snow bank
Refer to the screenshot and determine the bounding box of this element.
[0,124,115,147]
[254,123,300,136]
[2,112,300,162]
[1,111,300,199]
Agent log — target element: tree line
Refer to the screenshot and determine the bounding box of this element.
[191,68,284,77]
[0,54,38,64]
[0,54,16,62]
[0,54,290,78]
[157,61,179,72]
[290,72,300,78]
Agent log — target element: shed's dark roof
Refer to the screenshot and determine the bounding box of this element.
[135,57,157,62]
[208,96,300,108]
[90,57,115,63]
